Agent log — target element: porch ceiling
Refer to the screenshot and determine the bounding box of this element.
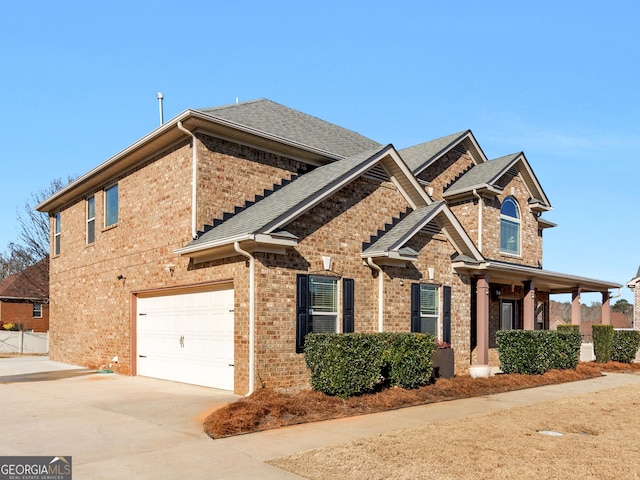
[453,260,622,294]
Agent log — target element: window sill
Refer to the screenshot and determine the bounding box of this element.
[102,224,118,233]
[499,252,522,259]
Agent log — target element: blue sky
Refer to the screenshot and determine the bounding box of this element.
[1,1,638,302]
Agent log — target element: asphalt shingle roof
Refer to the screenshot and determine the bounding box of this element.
[399,131,469,173]
[188,145,391,247]
[198,99,381,159]
[444,153,520,195]
[0,260,48,300]
[363,202,444,256]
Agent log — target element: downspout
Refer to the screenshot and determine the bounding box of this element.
[367,258,384,332]
[472,189,482,251]
[177,121,198,239]
[234,242,255,396]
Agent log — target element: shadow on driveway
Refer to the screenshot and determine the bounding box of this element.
[0,369,99,383]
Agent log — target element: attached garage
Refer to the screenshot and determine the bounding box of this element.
[135,286,235,390]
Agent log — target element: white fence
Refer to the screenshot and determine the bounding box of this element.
[0,331,49,354]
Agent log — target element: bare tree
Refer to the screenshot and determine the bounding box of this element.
[2,177,75,282]
[0,245,32,280]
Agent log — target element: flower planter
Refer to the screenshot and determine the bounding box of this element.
[432,348,454,379]
[468,365,491,379]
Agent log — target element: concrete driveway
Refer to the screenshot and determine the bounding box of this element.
[0,356,302,479]
[4,356,640,479]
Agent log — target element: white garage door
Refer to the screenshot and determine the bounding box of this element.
[136,287,234,390]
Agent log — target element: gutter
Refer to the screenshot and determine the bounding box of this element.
[366,258,384,332]
[234,242,255,396]
[177,121,198,239]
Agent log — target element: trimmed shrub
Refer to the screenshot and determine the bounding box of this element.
[304,333,384,398]
[611,330,640,363]
[557,324,579,334]
[304,332,437,397]
[381,333,436,389]
[496,330,581,374]
[592,325,615,363]
[550,330,582,370]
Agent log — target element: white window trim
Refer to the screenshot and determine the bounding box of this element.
[86,195,95,244]
[104,183,118,228]
[499,197,521,256]
[33,303,42,318]
[309,275,340,334]
[53,212,61,256]
[420,283,440,338]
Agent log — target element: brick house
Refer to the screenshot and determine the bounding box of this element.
[0,260,49,332]
[37,99,620,393]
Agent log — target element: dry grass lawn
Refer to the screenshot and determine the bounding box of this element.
[269,377,640,479]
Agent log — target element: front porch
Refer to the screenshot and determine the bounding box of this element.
[454,259,622,367]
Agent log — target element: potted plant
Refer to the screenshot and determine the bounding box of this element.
[432,339,454,379]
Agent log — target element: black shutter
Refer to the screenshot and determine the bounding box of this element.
[443,286,451,344]
[342,278,355,333]
[296,274,310,353]
[410,283,421,332]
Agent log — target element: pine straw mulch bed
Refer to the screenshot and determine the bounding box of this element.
[204,361,640,439]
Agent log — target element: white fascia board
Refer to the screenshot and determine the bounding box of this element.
[383,148,431,208]
[515,154,552,207]
[175,232,298,257]
[437,208,483,261]
[174,234,254,256]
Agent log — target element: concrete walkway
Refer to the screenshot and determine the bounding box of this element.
[2,356,640,479]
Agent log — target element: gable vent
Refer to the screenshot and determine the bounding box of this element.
[452,144,467,155]
[421,221,441,236]
[364,164,390,183]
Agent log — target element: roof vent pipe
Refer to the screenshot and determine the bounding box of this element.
[157,92,164,125]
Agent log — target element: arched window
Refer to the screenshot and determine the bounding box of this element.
[500,197,520,255]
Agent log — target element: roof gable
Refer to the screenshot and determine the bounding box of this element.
[176,145,433,261]
[443,152,551,208]
[362,202,483,262]
[400,130,487,175]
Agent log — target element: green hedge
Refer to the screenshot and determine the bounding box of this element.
[496,330,581,374]
[304,332,436,397]
[592,325,615,363]
[557,324,579,334]
[380,333,437,389]
[304,333,384,398]
[611,330,640,363]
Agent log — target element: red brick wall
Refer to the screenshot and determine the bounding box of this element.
[49,130,509,392]
[0,301,49,332]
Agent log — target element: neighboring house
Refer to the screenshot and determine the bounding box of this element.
[0,260,49,332]
[628,266,640,329]
[36,99,620,394]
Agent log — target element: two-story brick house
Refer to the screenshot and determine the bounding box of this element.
[37,99,620,393]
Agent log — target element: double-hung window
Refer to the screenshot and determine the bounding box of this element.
[296,275,355,352]
[411,284,439,336]
[33,303,42,318]
[105,184,118,227]
[53,212,61,255]
[500,197,520,256]
[86,196,95,244]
